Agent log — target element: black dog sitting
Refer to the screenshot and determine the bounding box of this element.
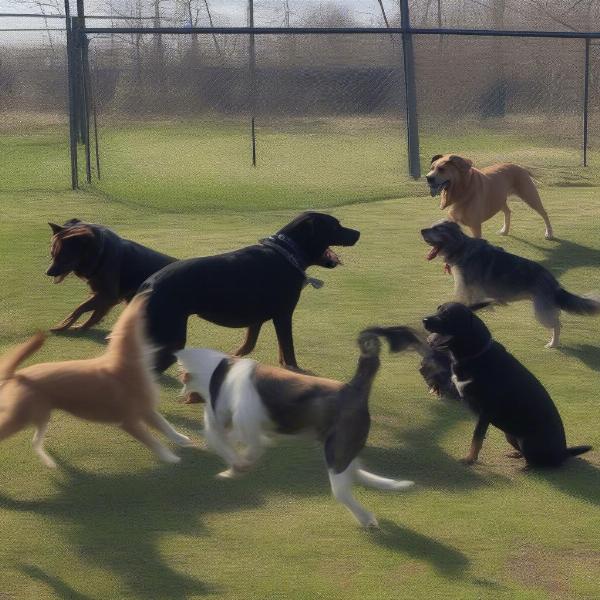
[422,302,591,467]
[47,219,176,331]
[139,212,360,373]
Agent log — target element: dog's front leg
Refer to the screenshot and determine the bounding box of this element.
[233,322,263,356]
[273,312,297,368]
[461,417,489,465]
[50,294,111,331]
[71,300,116,331]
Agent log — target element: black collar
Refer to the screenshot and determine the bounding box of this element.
[261,234,309,271]
[451,336,493,366]
[259,234,323,289]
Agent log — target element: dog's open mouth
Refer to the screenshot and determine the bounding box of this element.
[426,245,441,261]
[52,273,68,284]
[429,181,449,197]
[322,247,342,268]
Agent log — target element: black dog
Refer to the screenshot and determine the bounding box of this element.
[47,219,176,331]
[422,302,591,467]
[421,220,600,348]
[139,212,360,372]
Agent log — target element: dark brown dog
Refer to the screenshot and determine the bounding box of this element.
[47,219,176,331]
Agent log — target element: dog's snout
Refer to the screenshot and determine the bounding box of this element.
[46,266,58,276]
[426,175,435,184]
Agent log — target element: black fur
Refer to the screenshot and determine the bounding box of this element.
[140,212,360,372]
[47,219,176,331]
[422,302,591,467]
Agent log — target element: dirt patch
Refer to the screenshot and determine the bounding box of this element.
[506,544,600,599]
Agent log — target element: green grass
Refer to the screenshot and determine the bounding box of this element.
[0,117,599,600]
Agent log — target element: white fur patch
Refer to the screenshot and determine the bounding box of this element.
[451,374,472,398]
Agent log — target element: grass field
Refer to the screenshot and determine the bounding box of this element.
[0,117,599,600]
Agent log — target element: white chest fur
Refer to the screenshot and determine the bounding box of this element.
[451,373,472,398]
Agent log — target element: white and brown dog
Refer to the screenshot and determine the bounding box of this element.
[176,328,417,528]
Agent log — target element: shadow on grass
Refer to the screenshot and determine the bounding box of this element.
[531,457,600,507]
[558,344,600,372]
[369,519,469,579]
[365,400,510,492]
[51,327,110,346]
[16,564,95,600]
[510,236,600,280]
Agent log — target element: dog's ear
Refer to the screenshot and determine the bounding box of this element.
[448,155,473,172]
[430,154,443,165]
[468,301,493,312]
[48,222,64,235]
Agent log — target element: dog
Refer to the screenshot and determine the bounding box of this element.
[421,221,600,348]
[47,219,176,331]
[139,212,360,373]
[176,327,416,527]
[426,154,553,240]
[0,295,193,468]
[421,302,591,467]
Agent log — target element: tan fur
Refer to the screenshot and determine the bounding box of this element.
[427,154,554,239]
[0,295,192,467]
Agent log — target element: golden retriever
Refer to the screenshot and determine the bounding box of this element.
[426,154,554,240]
[0,295,193,468]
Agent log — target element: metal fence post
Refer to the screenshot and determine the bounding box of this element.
[64,2,78,189]
[583,38,590,167]
[400,0,421,179]
[248,0,257,167]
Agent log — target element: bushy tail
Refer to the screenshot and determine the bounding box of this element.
[555,289,600,315]
[106,293,152,365]
[0,332,45,381]
[359,326,429,356]
[567,445,592,457]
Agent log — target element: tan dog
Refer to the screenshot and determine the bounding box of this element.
[426,154,554,240]
[0,295,193,468]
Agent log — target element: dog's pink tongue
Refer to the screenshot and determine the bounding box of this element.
[426,246,440,261]
[324,247,342,265]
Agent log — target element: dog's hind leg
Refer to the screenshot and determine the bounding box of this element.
[233,322,262,357]
[516,176,554,239]
[145,411,194,447]
[203,408,248,478]
[499,205,511,236]
[505,433,523,459]
[354,461,414,491]
[533,295,561,348]
[121,420,180,463]
[32,416,56,468]
[328,460,378,528]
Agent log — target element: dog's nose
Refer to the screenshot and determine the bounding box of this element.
[46,266,56,276]
[420,228,428,236]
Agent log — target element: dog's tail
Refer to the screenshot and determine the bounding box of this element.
[360,326,430,356]
[555,289,600,316]
[0,332,46,382]
[566,445,592,458]
[106,293,152,365]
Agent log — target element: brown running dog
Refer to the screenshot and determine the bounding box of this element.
[0,295,193,468]
[426,154,554,240]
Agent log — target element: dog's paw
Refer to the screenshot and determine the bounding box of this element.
[160,450,181,464]
[40,455,57,469]
[505,451,523,459]
[361,514,380,529]
[545,341,559,349]
[216,468,242,479]
[459,456,477,466]
[390,480,415,491]
[498,228,508,236]
[173,434,195,447]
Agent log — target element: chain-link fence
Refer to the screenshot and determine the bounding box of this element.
[2,1,600,197]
